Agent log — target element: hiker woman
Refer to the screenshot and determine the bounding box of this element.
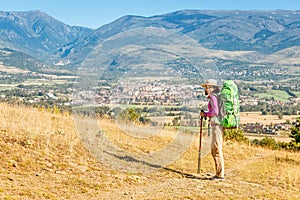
[200,79,224,180]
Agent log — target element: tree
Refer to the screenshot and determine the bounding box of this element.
[118,108,140,123]
[95,106,110,116]
[172,116,180,126]
[290,118,300,143]
[117,107,150,125]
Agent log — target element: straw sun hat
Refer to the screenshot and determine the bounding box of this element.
[201,79,219,88]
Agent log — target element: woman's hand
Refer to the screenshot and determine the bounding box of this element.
[200,110,205,117]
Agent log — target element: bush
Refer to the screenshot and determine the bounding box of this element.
[223,129,249,143]
[257,137,279,149]
[225,118,300,151]
[288,141,300,151]
[118,107,141,124]
[118,107,151,125]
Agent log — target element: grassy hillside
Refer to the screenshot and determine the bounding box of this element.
[0,103,299,199]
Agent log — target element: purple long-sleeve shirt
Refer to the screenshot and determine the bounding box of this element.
[204,94,219,118]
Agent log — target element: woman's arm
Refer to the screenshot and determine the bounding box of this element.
[204,95,219,117]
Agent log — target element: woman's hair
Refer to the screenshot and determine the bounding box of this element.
[213,86,220,94]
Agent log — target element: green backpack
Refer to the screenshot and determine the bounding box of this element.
[218,80,240,128]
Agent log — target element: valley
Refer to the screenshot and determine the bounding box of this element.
[1,9,300,199]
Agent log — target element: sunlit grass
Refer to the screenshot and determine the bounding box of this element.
[0,102,299,199]
[255,89,291,102]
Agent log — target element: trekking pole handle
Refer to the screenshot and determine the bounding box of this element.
[200,110,207,120]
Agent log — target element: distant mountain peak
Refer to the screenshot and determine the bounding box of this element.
[1,9,300,67]
[0,10,92,63]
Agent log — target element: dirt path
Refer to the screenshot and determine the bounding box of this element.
[120,156,263,199]
[93,146,299,200]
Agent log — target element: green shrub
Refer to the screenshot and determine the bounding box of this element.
[223,118,300,151]
[288,141,300,151]
[258,137,279,149]
[223,129,249,143]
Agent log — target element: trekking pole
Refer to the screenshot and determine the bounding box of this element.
[197,115,204,174]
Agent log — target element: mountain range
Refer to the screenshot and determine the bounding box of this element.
[0,10,92,63]
[1,9,300,69]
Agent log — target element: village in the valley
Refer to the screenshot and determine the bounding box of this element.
[1,55,299,138]
[74,75,299,138]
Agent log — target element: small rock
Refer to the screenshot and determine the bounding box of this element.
[36,171,43,176]
[45,162,53,168]
[10,160,18,167]
[55,171,66,175]
[197,184,204,189]
[43,168,54,172]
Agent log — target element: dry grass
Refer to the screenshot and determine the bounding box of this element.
[240,112,298,125]
[99,118,176,154]
[0,102,299,199]
[0,65,30,74]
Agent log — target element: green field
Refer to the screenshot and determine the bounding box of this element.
[255,89,291,102]
[0,84,17,91]
[294,91,300,97]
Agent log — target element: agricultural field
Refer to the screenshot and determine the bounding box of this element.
[240,112,298,125]
[254,90,291,103]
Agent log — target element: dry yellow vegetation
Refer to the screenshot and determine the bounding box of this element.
[240,112,298,125]
[0,103,299,199]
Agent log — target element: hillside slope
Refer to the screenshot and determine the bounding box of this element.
[60,10,300,65]
[0,10,92,61]
[0,103,299,199]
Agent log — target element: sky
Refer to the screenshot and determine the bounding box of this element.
[1,0,300,28]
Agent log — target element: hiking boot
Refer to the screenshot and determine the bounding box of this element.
[209,175,225,180]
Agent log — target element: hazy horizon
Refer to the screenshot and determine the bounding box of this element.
[1,0,299,28]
